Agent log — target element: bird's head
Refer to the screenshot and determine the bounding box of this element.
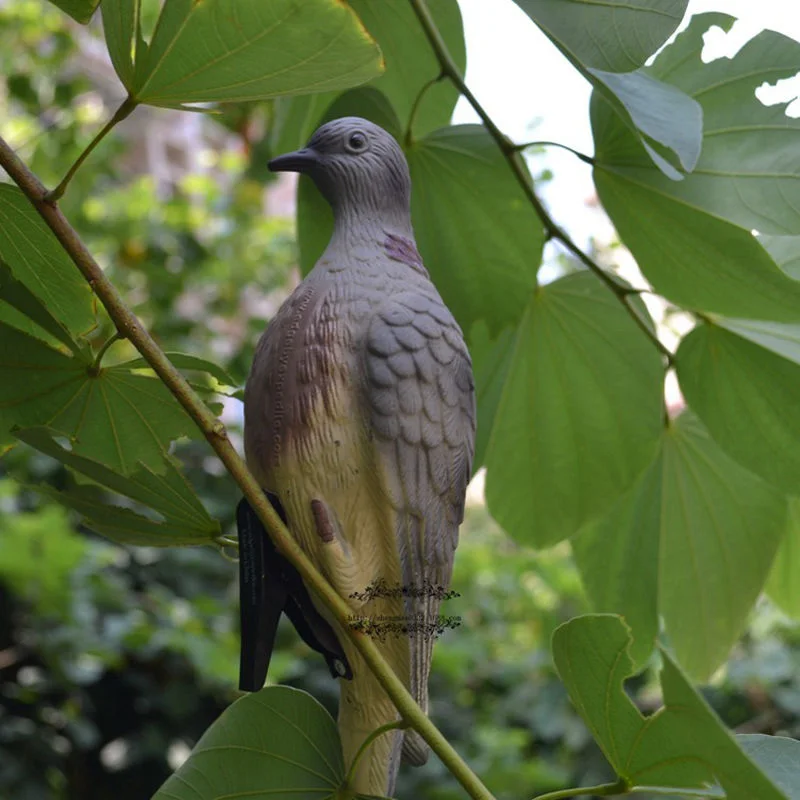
[268,117,411,228]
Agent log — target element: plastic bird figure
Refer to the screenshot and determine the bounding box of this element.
[242,117,476,796]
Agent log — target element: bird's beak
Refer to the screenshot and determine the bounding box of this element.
[268,148,318,174]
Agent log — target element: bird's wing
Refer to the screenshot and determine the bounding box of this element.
[362,289,475,751]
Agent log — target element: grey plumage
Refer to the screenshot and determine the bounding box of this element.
[244,117,476,795]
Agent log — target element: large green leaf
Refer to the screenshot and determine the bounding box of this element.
[483,272,663,548]
[552,614,788,799]
[0,186,95,337]
[642,14,800,236]
[739,735,800,799]
[677,324,800,494]
[767,499,800,619]
[120,352,238,388]
[270,0,464,153]
[573,412,787,679]
[0,323,199,474]
[593,160,800,320]
[16,427,219,547]
[512,0,687,72]
[102,0,383,108]
[407,124,545,335]
[154,686,347,800]
[44,0,99,23]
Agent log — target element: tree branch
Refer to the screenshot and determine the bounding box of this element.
[0,134,495,800]
[407,0,674,368]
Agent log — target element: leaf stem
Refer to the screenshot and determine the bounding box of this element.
[534,778,630,800]
[407,0,672,367]
[515,140,595,165]
[90,331,124,374]
[533,779,628,800]
[46,95,137,203]
[629,787,724,798]
[344,720,406,789]
[405,72,444,146]
[0,134,496,800]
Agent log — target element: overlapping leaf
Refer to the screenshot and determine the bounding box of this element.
[0,322,199,475]
[270,0,464,153]
[407,124,544,334]
[512,0,687,72]
[17,427,218,546]
[101,0,383,109]
[483,272,663,548]
[739,735,800,798]
[767,499,800,620]
[553,614,788,799]
[154,687,349,800]
[645,14,800,235]
[573,412,787,678]
[0,185,95,336]
[761,236,800,281]
[677,324,800,494]
[514,0,698,177]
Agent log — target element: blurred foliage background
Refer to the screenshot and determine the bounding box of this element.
[1,2,799,799]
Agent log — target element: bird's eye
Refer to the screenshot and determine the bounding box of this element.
[345,131,368,153]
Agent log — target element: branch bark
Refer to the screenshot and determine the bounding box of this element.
[0,134,496,800]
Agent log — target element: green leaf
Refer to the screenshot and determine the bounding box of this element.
[738,735,800,799]
[105,0,383,108]
[589,68,702,178]
[593,164,800,320]
[347,0,464,136]
[640,14,800,236]
[552,614,788,799]
[119,352,238,387]
[483,272,663,548]
[767,499,800,619]
[0,258,81,353]
[45,0,99,23]
[270,0,464,152]
[716,317,800,368]
[154,686,345,800]
[513,0,687,72]
[407,124,545,335]
[677,324,800,494]
[0,186,95,337]
[573,412,787,679]
[760,236,800,281]
[0,323,199,474]
[16,427,218,547]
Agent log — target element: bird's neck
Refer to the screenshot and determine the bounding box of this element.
[328,207,414,251]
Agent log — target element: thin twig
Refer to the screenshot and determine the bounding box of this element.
[532,779,627,800]
[405,72,445,146]
[407,0,673,367]
[0,134,495,800]
[46,95,137,203]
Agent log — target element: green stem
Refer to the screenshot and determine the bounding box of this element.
[629,787,723,798]
[344,720,406,789]
[0,134,496,800]
[89,331,123,374]
[515,140,595,165]
[407,0,673,368]
[46,95,137,203]
[405,72,444,146]
[533,779,628,800]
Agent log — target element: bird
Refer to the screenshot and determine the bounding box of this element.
[242,116,476,796]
